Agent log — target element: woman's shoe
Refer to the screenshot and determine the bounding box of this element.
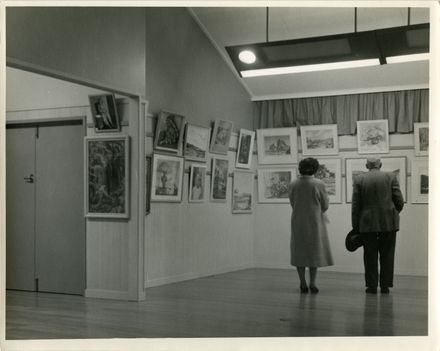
[310,286,319,294]
[300,285,309,294]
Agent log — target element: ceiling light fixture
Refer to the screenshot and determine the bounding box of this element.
[386,52,430,64]
[238,50,257,64]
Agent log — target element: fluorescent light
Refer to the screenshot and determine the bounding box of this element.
[241,58,381,78]
[386,53,430,64]
[238,50,256,64]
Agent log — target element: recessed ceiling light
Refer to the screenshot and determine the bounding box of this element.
[238,50,256,64]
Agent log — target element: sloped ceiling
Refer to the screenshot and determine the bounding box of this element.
[189,7,430,100]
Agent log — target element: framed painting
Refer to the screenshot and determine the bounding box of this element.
[189,164,207,203]
[356,119,389,154]
[85,136,129,218]
[315,158,342,203]
[256,128,298,165]
[411,159,428,204]
[414,122,429,156]
[89,94,121,133]
[145,155,152,215]
[235,129,255,169]
[232,171,255,214]
[184,124,211,162]
[345,157,406,203]
[210,119,234,155]
[211,157,229,202]
[151,153,184,202]
[300,124,339,156]
[257,167,296,203]
[154,111,186,154]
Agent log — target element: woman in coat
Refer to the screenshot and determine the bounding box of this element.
[289,157,334,294]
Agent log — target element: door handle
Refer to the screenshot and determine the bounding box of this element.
[24,174,34,183]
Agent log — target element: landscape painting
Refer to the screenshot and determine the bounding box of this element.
[236,129,255,169]
[154,111,186,154]
[257,128,298,164]
[151,154,184,202]
[211,157,229,202]
[232,171,254,213]
[301,124,338,155]
[357,120,389,154]
[411,159,428,203]
[414,122,429,156]
[210,119,234,155]
[315,158,341,203]
[257,168,296,203]
[184,124,210,162]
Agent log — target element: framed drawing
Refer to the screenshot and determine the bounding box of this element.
[356,119,389,154]
[235,129,255,169]
[315,158,342,203]
[411,159,428,204]
[184,124,211,162]
[211,157,229,202]
[85,136,129,218]
[145,155,152,215]
[300,124,339,155]
[154,111,186,154]
[189,164,207,203]
[257,168,296,203]
[414,122,429,156]
[210,119,234,155]
[89,94,121,133]
[232,171,254,214]
[256,128,298,165]
[151,153,184,202]
[345,157,406,203]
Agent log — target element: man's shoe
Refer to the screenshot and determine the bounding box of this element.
[380,287,390,294]
[365,287,377,294]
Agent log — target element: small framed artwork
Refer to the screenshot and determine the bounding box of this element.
[211,157,229,202]
[145,155,152,215]
[414,122,429,156]
[85,136,129,218]
[345,157,406,203]
[356,119,389,154]
[315,158,342,203]
[89,94,121,133]
[210,119,234,155]
[154,111,186,154]
[411,159,428,204]
[189,164,207,203]
[300,124,339,156]
[257,168,296,203]
[256,128,298,165]
[151,153,184,202]
[236,129,255,169]
[184,124,211,162]
[232,171,255,214]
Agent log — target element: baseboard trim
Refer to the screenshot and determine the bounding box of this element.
[85,288,129,300]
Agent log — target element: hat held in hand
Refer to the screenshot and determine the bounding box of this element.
[345,229,363,252]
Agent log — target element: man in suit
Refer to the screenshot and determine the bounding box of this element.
[351,157,404,294]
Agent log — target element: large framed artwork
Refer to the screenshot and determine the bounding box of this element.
[257,168,296,203]
[235,129,255,169]
[151,153,184,202]
[85,136,129,218]
[210,119,234,155]
[184,124,211,162]
[256,128,298,165]
[315,158,342,203]
[211,157,229,202]
[356,119,389,154]
[89,94,121,133]
[414,122,429,156]
[300,124,339,156]
[232,171,254,214]
[345,157,407,203]
[189,164,207,203]
[145,155,152,214]
[411,159,428,204]
[154,111,186,154]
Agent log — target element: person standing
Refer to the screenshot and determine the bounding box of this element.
[351,157,404,294]
[289,158,334,294]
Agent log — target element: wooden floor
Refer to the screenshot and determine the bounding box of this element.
[6,269,428,339]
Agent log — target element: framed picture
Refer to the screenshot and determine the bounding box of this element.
[315,158,342,203]
[85,136,129,218]
[345,157,407,203]
[235,129,255,169]
[411,159,428,204]
[189,164,207,203]
[257,167,296,203]
[145,155,152,215]
[184,124,211,162]
[89,94,121,133]
[414,122,429,156]
[232,171,255,214]
[154,111,186,154]
[210,119,234,155]
[356,119,389,154]
[256,128,298,165]
[151,153,184,202]
[211,157,229,202]
[300,124,339,155]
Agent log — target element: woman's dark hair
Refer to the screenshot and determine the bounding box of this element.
[298,157,319,176]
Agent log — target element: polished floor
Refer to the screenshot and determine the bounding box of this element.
[6,269,428,339]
